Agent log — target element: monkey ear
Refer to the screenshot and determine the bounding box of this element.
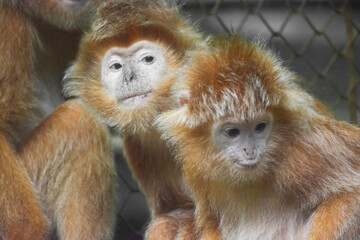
[178,90,190,106]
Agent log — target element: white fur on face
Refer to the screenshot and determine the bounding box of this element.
[101,40,168,109]
[212,112,273,171]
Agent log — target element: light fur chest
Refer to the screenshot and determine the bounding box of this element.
[211,185,311,240]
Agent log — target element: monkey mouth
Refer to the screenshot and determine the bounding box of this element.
[63,0,85,7]
[119,90,152,103]
[234,162,258,170]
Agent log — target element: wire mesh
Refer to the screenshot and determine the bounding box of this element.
[185,0,360,123]
[115,1,360,239]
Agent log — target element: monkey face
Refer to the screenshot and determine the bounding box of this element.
[212,112,273,171]
[64,34,193,135]
[64,38,179,134]
[101,40,168,110]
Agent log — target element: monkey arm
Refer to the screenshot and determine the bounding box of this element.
[0,132,48,240]
[18,100,116,240]
[309,192,360,240]
[0,6,36,132]
[188,181,223,240]
[194,199,223,240]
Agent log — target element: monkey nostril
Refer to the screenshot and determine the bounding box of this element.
[124,74,135,84]
[244,148,255,157]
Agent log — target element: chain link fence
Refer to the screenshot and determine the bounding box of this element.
[115,1,360,239]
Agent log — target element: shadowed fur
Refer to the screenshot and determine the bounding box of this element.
[0,1,115,239]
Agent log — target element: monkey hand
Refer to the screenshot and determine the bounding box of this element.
[199,228,223,240]
[145,208,197,240]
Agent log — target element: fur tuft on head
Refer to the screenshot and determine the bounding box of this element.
[159,34,330,131]
[84,0,198,52]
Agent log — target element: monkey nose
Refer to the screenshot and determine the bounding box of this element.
[244,148,255,158]
[124,72,135,84]
[129,74,134,82]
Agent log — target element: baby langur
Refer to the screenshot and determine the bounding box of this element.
[63,1,203,239]
[156,35,360,240]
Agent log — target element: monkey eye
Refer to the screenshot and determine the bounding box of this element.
[142,55,155,64]
[255,122,267,132]
[223,128,240,138]
[110,63,122,70]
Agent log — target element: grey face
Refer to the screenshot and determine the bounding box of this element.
[212,113,273,170]
[101,40,168,109]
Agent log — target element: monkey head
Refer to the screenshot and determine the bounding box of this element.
[156,35,327,185]
[63,0,201,134]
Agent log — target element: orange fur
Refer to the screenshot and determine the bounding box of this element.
[145,214,179,240]
[145,208,198,240]
[309,193,359,240]
[0,132,48,240]
[0,1,114,239]
[0,5,47,239]
[0,0,97,30]
[157,35,360,239]
[0,6,35,136]
[63,1,203,239]
[19,100,116,239]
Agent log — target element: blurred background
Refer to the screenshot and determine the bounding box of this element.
[114,0,360,239]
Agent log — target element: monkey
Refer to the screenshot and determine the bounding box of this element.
[155,34,360,240]
[0,1,117,239]
[62,0,204,239]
